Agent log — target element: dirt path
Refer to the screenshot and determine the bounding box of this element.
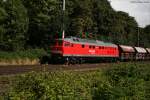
[1,61,149,76]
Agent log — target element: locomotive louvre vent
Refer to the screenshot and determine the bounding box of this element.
[82,45,85,48]
[89,45,92,49]
[71,44,74,47]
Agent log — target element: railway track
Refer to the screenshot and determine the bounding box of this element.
[0,61,150,76]
[0,63,112,76]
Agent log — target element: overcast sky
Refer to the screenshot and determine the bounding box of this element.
[109,0,150,27]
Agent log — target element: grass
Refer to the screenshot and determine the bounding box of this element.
[0,61,150,100]
[0,49,46,60]
[0,49,47,65]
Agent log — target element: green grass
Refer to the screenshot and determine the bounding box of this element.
[0,62,150,100]
[0,49,47,60]
[0,49,47,65]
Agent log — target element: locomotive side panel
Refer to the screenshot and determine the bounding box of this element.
[63,41,119,58]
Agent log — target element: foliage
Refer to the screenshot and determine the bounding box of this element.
[0,0,150,51]
[142,25,150,47]
[0,0,28,51]
[2,62,150,100]
[6,71,101,100]
[21,0,62,48]
[0,49,46,60]
[105,63,146,99]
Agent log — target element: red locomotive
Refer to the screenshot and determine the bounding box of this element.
[51,37,119,63]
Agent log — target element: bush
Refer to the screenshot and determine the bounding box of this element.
[3,62,150,100]
[0,49,47,60]
[104,63,146,99]
[6,71,103,100]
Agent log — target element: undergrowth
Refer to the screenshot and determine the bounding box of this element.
[0,49,47,60]
[1,62,150,100]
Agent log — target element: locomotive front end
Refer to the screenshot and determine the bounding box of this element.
[50,39,64,63]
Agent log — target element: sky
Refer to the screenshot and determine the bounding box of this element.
[109,0,150,27]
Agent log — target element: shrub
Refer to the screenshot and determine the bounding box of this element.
[6,71,102,100]
[0,49,47,60]
[105,63,147,99]
[3,62,150,100]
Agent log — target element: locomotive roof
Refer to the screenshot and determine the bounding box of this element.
[63,37,117,47]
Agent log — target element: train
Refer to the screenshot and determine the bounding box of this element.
[50,36,150,64]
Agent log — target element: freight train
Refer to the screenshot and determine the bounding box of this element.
[50,36,150,64]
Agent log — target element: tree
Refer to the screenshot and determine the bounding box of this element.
[19,0,140,48]
[91,0,138,45]
[111,11,138,45]
[0,0,28,51]
[141,25,150,47]
[21,0,62,48]
[68,0,94,35]
[0,0,8,50]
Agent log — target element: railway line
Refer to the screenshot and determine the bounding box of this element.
[0,61,150,76]
[0,63,113,76]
